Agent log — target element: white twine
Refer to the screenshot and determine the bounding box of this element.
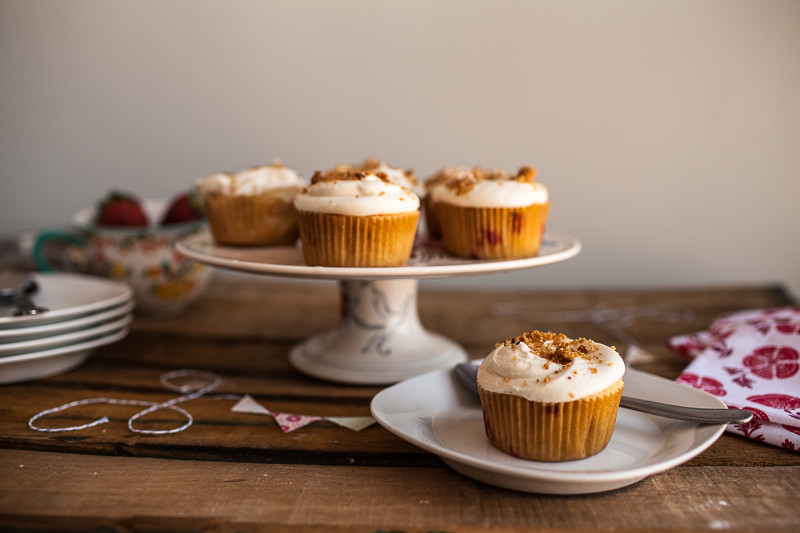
[28,369,232,435]
[28,369,377,435]
[491,303,694,363]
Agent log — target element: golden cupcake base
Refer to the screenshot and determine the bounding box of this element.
[478,378,624,462]
[437,202,550,259]
[203,189,300,246]
[296,211,419,267]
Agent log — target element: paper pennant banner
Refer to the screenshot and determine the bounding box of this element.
[229,396,375,433]
[327,416,376,432]
[272,412,323,433]
[231,395,273,416]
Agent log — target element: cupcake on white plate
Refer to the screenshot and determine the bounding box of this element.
[196,161,306,246]
[478,330,625,462]
[293,168,420,267]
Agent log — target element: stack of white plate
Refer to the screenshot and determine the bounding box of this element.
[0,272,133,384]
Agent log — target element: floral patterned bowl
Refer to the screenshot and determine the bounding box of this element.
[33,199,213,316]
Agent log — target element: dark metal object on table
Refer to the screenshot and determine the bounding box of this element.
[0,270,49,316]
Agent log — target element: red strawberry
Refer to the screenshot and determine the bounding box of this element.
[94,191,149,227]
[161,190,205,225]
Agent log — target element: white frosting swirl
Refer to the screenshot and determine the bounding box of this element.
[478,335,624,402]
[328,160,424,198]
[370,161,425,198]
[196,164,305,196]
[293,174,421,216]
[434,178,548,208]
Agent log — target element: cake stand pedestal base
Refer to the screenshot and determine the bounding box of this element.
[289,279,467,385]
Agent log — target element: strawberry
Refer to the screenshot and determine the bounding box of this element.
[161,190,205,225]
[94,191,149,227]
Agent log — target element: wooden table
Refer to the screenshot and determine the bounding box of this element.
[1,276,798,532]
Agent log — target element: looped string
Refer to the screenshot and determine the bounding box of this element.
[28,369,227,435]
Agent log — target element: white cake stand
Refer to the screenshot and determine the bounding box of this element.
[177,231,581,385]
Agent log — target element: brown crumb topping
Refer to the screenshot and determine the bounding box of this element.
[326,159,420,188]
[311,169,391,185]
[496,330,601,366]
[358,159,420,187]
[514,166,537,183]
[444,175,477,196]
[442,165,538,195]
[472,166,509,181]
[425,166,470,189]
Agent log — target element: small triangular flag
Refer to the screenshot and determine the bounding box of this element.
[231,395,272,416]
[273,412,322,433]
[326,416,376,431]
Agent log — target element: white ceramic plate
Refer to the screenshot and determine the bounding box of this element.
[177,230,581,280]
[0,301,135,342]
[0,314,132,356]
[370,367,727,495]
[0,273,132,329]
[0,328,128,384]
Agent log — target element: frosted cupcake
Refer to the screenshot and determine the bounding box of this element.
[435,166,550,259]
[423,166,472,239]
[293,169,420,267]
[196,162,306,246]
[477,331,624,462]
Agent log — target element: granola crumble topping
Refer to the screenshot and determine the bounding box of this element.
[495,330,602,366]
[444,175,477,196]
[442,165,538,196]
[327,159,421,188]
[311,169,392,185]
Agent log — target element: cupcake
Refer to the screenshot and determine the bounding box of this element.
[293,169,420,267]
[477,331,624,462]
[196,162,306,246]
[423,166,472,239]
[435,166,550,259]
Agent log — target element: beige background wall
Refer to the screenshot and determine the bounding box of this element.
[1,1,798,298]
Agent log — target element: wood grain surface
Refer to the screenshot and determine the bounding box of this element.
[0,275,797,532]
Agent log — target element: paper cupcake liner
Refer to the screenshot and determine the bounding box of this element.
[296,211,419,267]
[423,197,442,239]
[478,378,623,462]
[437,202,550,259]
[203,189,300,246]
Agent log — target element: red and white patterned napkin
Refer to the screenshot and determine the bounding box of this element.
[667,306,800,451]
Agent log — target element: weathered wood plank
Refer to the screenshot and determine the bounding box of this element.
[0,374,425,466]
[1,449,797,532]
